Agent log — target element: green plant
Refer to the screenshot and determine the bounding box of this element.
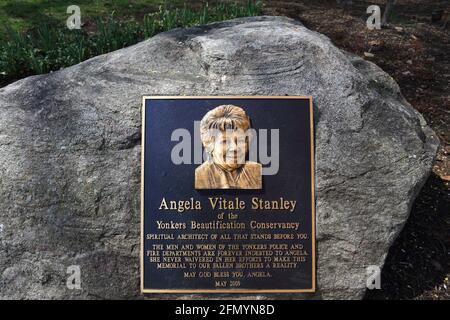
[0,1,263,87]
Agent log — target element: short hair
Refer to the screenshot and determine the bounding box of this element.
[200,104,251,151]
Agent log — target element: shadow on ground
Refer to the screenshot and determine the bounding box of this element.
[365,172,449,300]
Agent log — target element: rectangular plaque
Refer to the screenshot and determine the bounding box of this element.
[141,96,315,293]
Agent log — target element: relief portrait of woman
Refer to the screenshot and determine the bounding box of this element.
[195,104,262,190]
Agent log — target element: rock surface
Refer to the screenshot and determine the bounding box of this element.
[0,16,438,299]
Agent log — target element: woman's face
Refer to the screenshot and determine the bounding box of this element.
[212,129,248,170]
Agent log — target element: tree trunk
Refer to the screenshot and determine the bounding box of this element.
[382,0,397,26]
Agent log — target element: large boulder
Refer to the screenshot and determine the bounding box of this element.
[0,16,438,299]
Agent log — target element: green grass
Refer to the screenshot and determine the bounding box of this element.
[0,1,263,86]
[0,0,183,32]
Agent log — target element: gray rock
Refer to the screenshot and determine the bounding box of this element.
[0,16,438,299]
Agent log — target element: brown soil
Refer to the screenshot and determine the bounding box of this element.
[262,0,449,300]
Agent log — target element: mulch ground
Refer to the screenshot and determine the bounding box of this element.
[262,0,449,300]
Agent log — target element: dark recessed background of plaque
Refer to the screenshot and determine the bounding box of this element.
[143,97,314,291]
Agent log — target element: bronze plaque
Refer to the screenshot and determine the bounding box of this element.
[141,96,315,293]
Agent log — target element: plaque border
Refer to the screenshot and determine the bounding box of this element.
[141,96,316,294]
